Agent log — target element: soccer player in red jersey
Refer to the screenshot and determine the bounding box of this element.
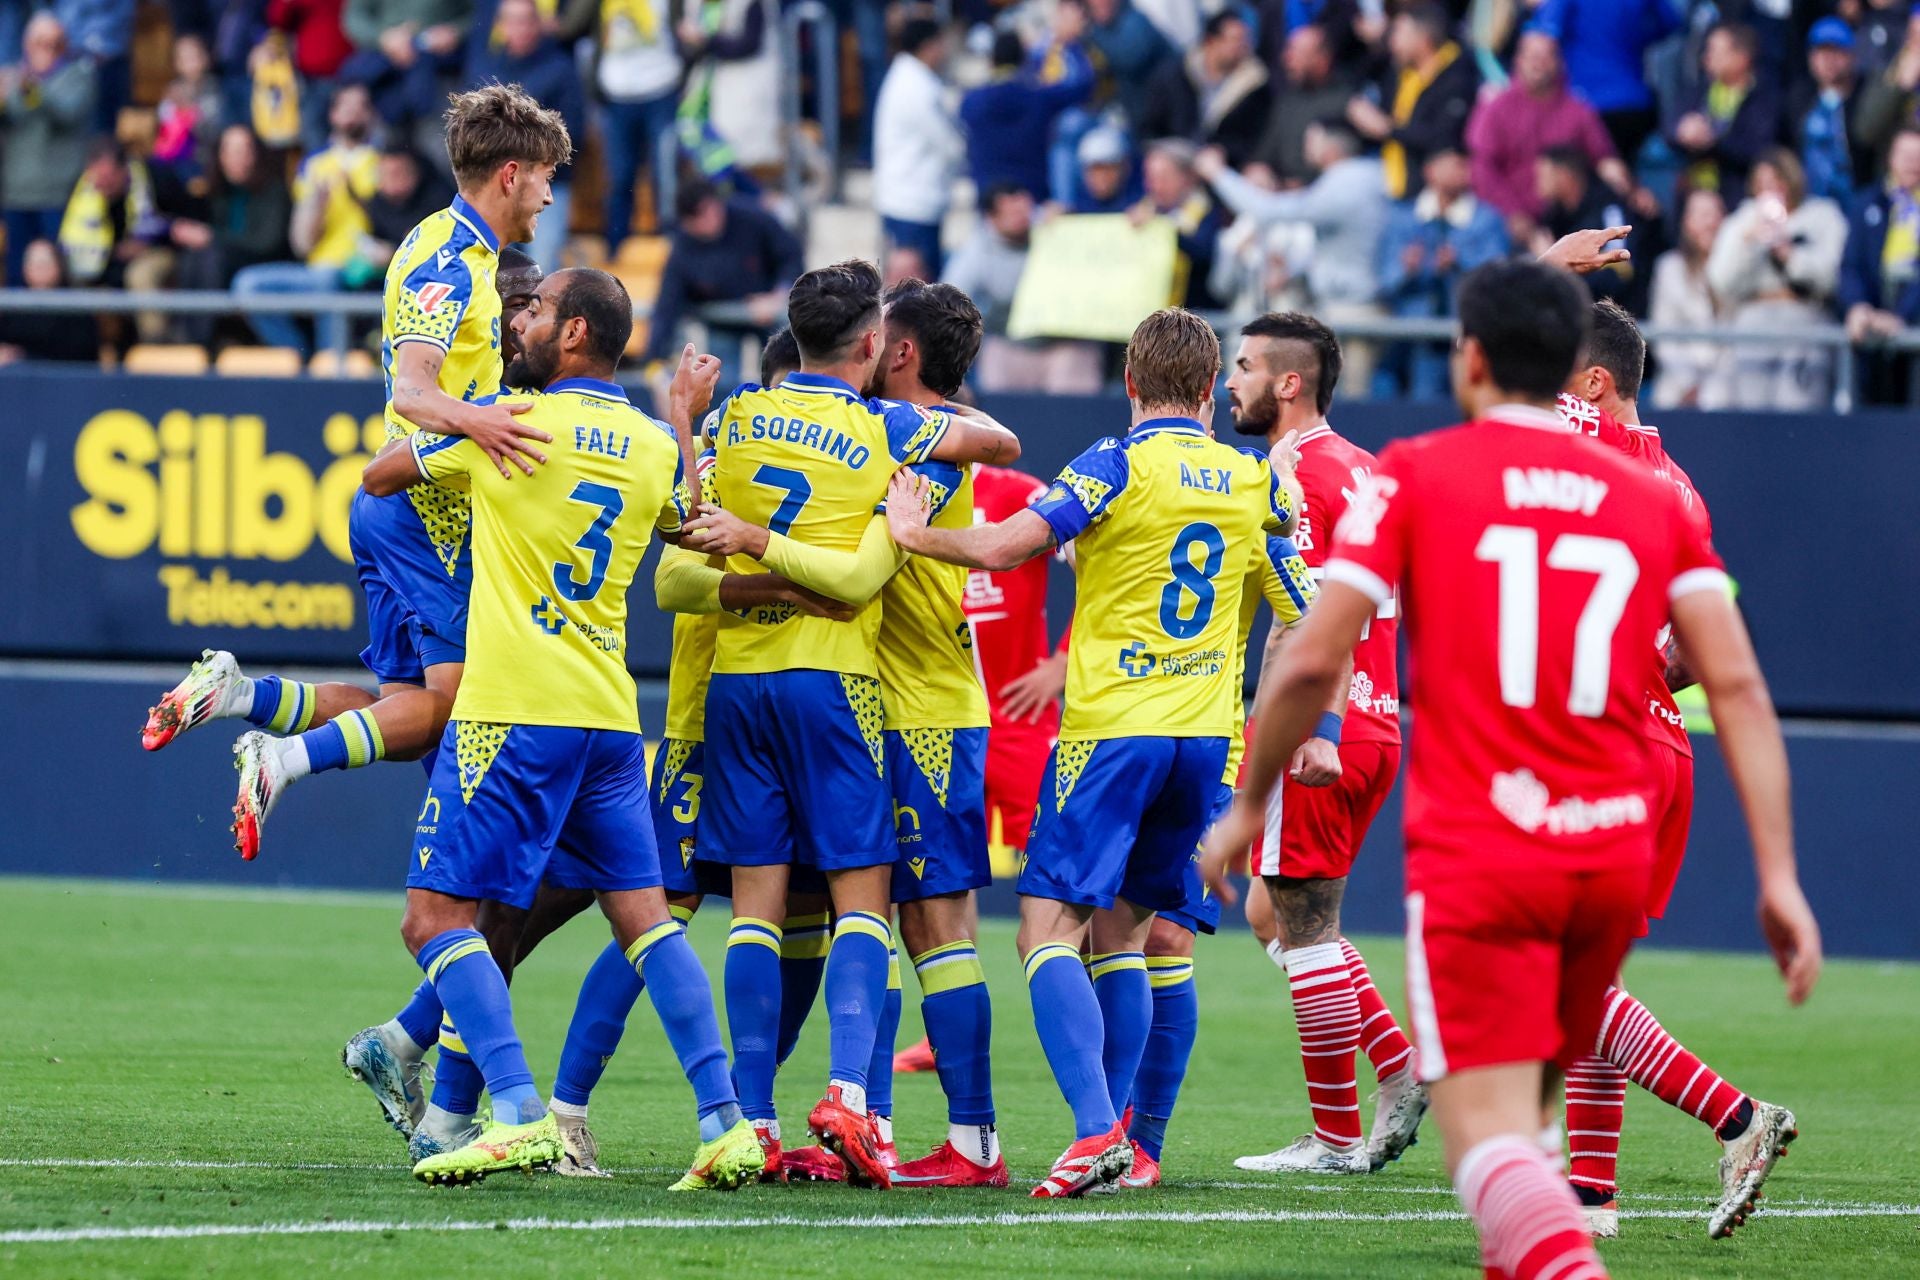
[1555,301,1798,1239]
[1204,260,1822,1280]
[1219,314,1425,1176]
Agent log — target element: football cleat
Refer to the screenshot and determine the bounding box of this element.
[411,1112,562,1186]
[782,1143,849,1182]
[408,1117,481,1164]
[669,1118,766,1191]
[341,1026,425,1137]
[891,1141,1010,1188]
[1115,1141,1160,1189]
[1366,1066,1429,1170]
[1031,1121,1131,1199]
[893,1035,937,1074]
[142,649,242,751]
[808,1087,891,1189]
[1709,1100,1797,1239]
[1582,1199,1620,1239]
[231,731,291,860]
[752,1119,786,1183]
[554,1109,610,1178]
[1234,1133,1370,1175]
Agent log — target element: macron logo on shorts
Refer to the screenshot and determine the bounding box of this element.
[1490,767,1649,836]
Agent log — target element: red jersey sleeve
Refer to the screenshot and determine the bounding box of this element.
[1665,480,1728,604]
[1322,441,1413,610]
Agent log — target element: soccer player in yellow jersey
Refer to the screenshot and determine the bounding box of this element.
[688,260,1019,1188]
[884,308,1294,1197]
[359,268,762,1191]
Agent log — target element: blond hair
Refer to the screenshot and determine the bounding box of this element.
[1126,308,1221,409]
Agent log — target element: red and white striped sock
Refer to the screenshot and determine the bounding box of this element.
[1456,1135,1610,1280]
[1597,986,1747,1132]
[1284,941,1364,1149]
[1341,936,1415,1081]
[1564,1054,1628,1196]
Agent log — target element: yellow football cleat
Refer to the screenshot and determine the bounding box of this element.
[668,1118,767,1191]
[411,1111,563,1186]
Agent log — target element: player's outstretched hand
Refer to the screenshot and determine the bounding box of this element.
[1289,737,1341,787]
[683,505,768,558]
[779,582,858,622]
[1200,799,1261,907]
[670,343,724,419]
[1270,428,1302,476]
[461,398,549,478]
[1758,877,1822,1006]
[1539,226,1632,275]
[1000,650,1068,723]
[885,468,934,548]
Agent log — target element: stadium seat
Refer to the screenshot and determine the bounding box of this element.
[308,348,380,378]
[215,347,305,378]
[122,344,210,375]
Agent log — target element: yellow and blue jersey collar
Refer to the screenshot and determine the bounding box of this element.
[1129,416,1207,441]
[781,370,864,401]
[547,376,629,402]
[449,194,501,254]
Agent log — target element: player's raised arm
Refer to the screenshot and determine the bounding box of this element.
[927,402,1023,465]
[1669,586,1822,1004]
[390,339,550,478]
[885,469,1057,571]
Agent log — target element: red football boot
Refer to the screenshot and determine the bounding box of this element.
[893,1036,937,1074]
[891,1141,1010,1188]
[1030,1121,1131,1198]
[807,1087,891,1189]
[781,1144,848,1182]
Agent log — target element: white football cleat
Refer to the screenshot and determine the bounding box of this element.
[143,649,243,751]
[1710,1100,1797,1239]
[1582,1200,1620,1239]
[1366,1066,1429,1170]
[231,731,292,860]
[1234,1133,1370,1175]
[341,1025,426,1137]
[408,1116,481,1164]
[554,1109,611,1178]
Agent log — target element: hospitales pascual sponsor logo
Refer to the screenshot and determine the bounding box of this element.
[68,408,388,631]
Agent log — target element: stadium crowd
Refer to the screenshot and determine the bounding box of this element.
[6,0,1920,403]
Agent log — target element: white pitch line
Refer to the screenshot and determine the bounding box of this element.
[4,1203,1917,1247]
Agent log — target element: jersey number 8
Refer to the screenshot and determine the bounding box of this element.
[1159,521,1226,640]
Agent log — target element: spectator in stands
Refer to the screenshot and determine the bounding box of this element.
[643,179,803,366]
[170,124,294,344]
[1649,186,1731,410]
[465,0,581,266]
[339,0,471,126]
[362,142,449,261]
[0,10,95,285]
[1208,212,1315,316]
[1375,145,1509,398]
[1136,11,1270,168]
[153,34,226,177]
[58,140,159,288]
[1533,146,1658,312]
[268,0,355,84]
[1707,147,1850,411]
[1085,0,1175,127]
[874,16,963,275]
[0,238,97,362]
[943,181,1100,393]
[1066,124,1139,214]
[54,0,132,133]
[1793,17,1871,211]
[1858,12,1920,169]
[1841,127,1920,404]
[1532,0,1681,162]
[1198,118,1389,387]
[1247,23,1351,188]
[230,83,380,355]
[1130,139,1223,309]
[1466,31,1640,239]
[676,0,782,171]
[961,17,1094,202]
[1668,22,1781,203]
[1345,1,1478,200]
[592,0,680,244]
[1855,0,1910,84]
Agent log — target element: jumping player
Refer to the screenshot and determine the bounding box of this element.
[1204,260,1821,1279]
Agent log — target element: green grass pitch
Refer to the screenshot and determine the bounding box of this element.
[1,876,1913,1277]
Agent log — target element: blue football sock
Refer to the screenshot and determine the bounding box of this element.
[1025,943,1116,1139]
[775,910,831,1065]
[1129,956,1199,1162]
[724,917,784,1122]
[552,938,646,1107]
[394,980,443,1052]
[242,676,318,733]
[430,1015,484,1116]
[417,928,540,1125]
[299,707,385,775]
[628,920,739,1126]
[865,947,903,1120]
[824,911,892,1101]
[1090,951,1152,1116]
[914,941,995,1125]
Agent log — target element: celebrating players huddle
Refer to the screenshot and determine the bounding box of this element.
[139,83,1823,1279]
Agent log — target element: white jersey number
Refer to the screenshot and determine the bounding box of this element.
[1474,526,1639,717]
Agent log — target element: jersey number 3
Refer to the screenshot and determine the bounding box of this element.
[555,481,625,602]
[1475,526,1638,717]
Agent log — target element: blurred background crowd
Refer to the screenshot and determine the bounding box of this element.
[5,0,1920,405]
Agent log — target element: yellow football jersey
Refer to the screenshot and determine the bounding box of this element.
[660,437,724,742]
[1029,418,1292,740]
[414,378,687,731]
[877,460,990,731]
[293,142,379,267]
[710,373,950,678]
[1222,534,1317,783]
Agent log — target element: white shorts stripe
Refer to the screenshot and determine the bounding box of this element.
[1403,891,1447,1083]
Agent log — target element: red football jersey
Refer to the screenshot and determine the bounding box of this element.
[1290,425,1401,745]
[1324,405,1726,874]
[1556,395,1713,757]
[964,464,1061,734]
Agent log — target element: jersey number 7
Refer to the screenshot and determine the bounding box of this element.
[1475,525,1638,717]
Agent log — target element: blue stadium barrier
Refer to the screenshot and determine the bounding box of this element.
[3,668,1913,959]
